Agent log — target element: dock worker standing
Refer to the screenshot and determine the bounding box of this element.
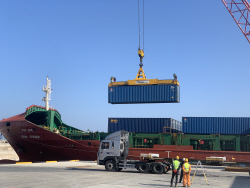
[179,158,185,183]
[182,158,191,187]
[170,156,180,187]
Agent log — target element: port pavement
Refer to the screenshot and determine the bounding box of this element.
[0,161,249,188]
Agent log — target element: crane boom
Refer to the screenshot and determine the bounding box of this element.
[221,0,250,43]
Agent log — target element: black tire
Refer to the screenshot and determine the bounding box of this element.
[116,168,123,172]
[152,163,163,174]
[105,160,115,171]
[138,163,149,173]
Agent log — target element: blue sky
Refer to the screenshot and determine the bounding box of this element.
[1,1,250,132]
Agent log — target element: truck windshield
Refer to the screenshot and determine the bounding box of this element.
[101,142,109,149]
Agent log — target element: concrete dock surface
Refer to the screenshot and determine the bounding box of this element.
[0,161,249,188]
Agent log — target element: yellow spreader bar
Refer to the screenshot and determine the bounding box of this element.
[109,79,179,86]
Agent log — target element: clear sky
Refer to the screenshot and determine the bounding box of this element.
[1,1,250,133]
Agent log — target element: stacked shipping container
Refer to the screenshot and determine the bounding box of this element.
[108,118,182,133]
[108,117,250,135]
[182,117,250,135]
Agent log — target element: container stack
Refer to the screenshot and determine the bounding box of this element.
[108,118,182,134]
[182,117,250,135]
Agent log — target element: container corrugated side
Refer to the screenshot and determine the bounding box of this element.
[108,84,180,104]
[176,121,182,133]
[179,122,182,133]
[182,117,250,135]
[108,118,181,133]
[171,119,181,133]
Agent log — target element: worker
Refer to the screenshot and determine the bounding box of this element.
[179,158,185,183]
[170,156,180,187]
[173,73,177,80]
[182,158,191,187]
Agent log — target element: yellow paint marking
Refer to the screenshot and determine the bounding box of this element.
[16,162,32,164]
[69,160,79,162]
[46,161,57,163]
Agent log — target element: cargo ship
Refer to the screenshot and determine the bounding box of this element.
[1,77,250,163]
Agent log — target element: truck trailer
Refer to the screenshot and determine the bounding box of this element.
[97,130,171,174]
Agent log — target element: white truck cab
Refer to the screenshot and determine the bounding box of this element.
[97,130,171,174]
[97,130,128,167]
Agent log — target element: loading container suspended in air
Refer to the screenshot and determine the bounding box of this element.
[108,79,180,104]
[182,117,250,135]
[108,118,182,133]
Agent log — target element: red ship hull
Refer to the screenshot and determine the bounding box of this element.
[129,145,250,162]
[0,113,99,162]
[1,111,250,163]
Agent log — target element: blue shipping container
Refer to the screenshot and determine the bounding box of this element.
[182,117,250,135]
[108,118,182,133]
[108,84,180,104]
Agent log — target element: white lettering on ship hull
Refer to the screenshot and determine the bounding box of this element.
[20,135,40,139]
[29,135,40,139]
[21,129,33,132]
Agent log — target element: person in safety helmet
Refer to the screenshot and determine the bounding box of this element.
[170,156,180,187]
[182,158,192,187]
[179,158,185,183]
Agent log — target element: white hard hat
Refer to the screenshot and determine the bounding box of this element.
[183,158,185,161]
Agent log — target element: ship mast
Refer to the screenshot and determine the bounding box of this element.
[42,76,52,111]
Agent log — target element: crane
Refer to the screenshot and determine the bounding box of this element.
[136,0,146,80]
[108,0,179,105]
[221,0,250,43]
[135,0,250,81]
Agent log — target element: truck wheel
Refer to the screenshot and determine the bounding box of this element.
[105,160,115,171]
[152,163,163,174]
[138,163,148,173]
